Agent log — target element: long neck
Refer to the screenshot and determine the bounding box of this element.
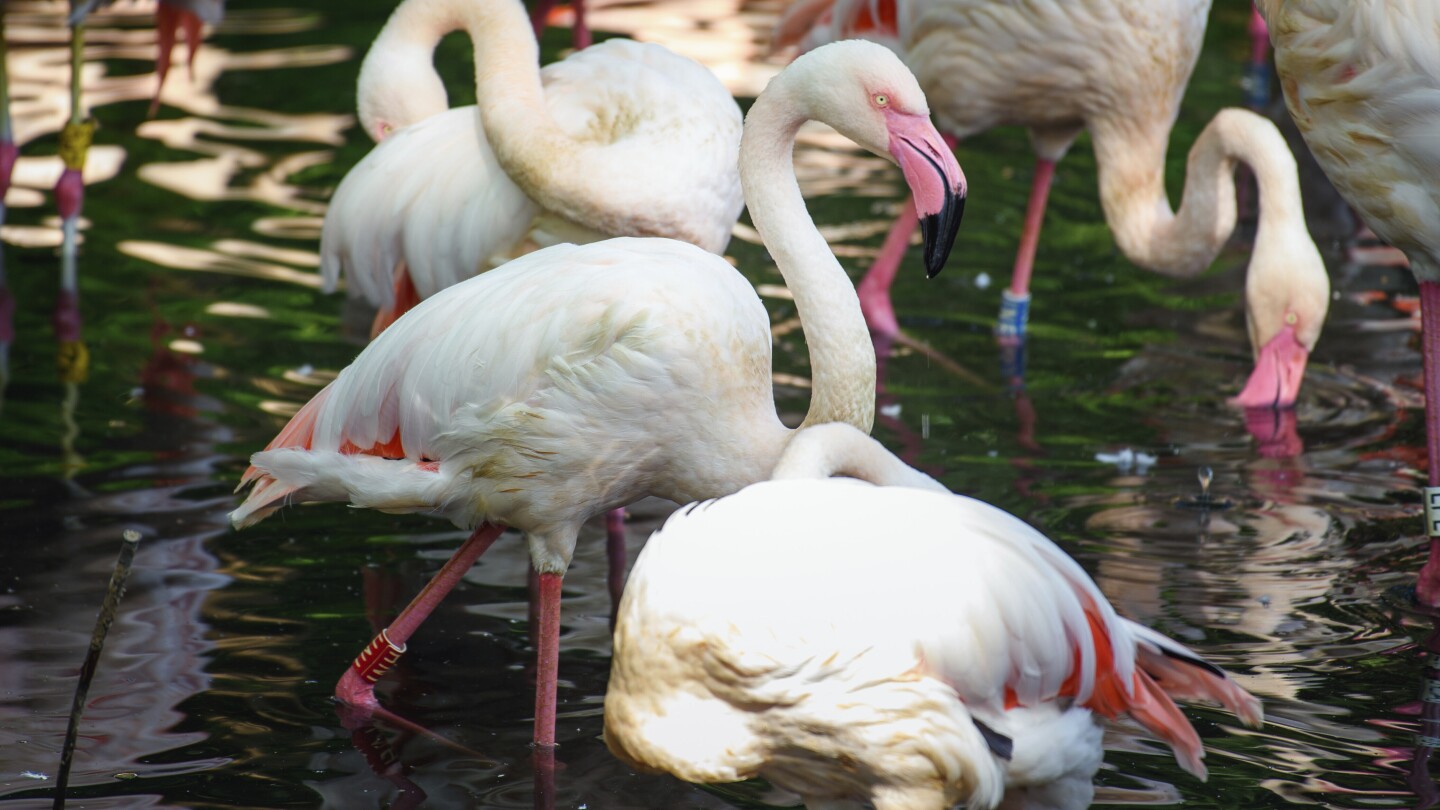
[741,84,876,433]
[1091,107,1303,278]
[771,424,946,492]
[364,0,598,222]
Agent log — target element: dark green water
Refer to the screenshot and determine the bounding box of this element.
[0,1,1434,807]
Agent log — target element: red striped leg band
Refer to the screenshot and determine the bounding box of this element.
[352,629,407,684]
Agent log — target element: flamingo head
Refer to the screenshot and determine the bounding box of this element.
[789,40,967,278]
[356,44,450,143]
[1230,218,1330,410]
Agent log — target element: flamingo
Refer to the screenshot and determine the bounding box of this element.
[1255,1,1440,604]
[775,0,1330,409]
[230,38,966,749]
[328,0,745,338]
[605,423,1264,810]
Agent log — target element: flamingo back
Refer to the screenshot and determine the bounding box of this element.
[608,477,1262,806]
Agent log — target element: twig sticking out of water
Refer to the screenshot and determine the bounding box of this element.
[51,529,142,810]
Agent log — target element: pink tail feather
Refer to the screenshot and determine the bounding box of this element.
[238,383,334,489]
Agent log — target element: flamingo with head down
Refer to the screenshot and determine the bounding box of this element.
[606,422,1263,810]
[326,0,744,338]
[775,0,1330,410]
[231,38,965,749]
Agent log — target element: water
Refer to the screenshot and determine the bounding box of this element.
[0,1,1435,807]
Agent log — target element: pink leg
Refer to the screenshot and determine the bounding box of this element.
[997,158,1057,343]
[336,523,505,710]
[533,743,557,810]
[534,571,563,747]
[572,0,591,49]
[606,508,626,621]
[530,0,556,39]
[858,201,919,339]
[1417,281,1440,606]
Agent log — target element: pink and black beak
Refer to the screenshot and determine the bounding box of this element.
[885,109,966,278]
[1229,325,1309,409]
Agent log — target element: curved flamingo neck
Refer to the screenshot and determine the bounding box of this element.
[358,0,589,220]
[1091,107,1303,279]
[772,424,945,491]
[741,75,876,434]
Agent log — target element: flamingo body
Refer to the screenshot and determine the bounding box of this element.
[242,238,780,571]
[325,2,744,330]
[607,465,1262,809]
[1259,0,1440,281]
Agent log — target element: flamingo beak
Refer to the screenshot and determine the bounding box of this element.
[1229,325,1309,409]
[885,109,966,278]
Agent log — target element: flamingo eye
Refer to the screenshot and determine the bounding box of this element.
[1285,312,1298,325]
[874,93,889,107]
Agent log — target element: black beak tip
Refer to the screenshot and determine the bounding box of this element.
[921,191,965,279]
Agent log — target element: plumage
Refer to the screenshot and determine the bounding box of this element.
[232,40,966,748]
[777,0,1330,408]
[1257,0,1440,603]
[606,423,1263,810]
[322,0,744,334]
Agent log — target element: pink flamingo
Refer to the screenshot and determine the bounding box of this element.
[1257,0,1440,605]
[775,0,1330,409]
[606,423,1262,809]
[231,39,965,749]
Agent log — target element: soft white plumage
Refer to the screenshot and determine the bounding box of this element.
[777,0,1330,408]
[606,424,1263,810]
[232,39,965,747]
[323,0,744,333]
[1257,0,1440,603]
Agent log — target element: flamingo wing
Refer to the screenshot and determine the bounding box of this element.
[237,238,770,528]
[320,107,539,310]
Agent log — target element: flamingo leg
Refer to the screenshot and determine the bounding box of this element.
[529,0,556,40]
[571,0,591,50]
[1245,6,1271,110]
[533,741,558,810]
[997,157,1057,343]
[1418,281,1440,606]
[857,201,919,340]
[336,523,505,710]
[606,508,626,626]
[534,571,563,747]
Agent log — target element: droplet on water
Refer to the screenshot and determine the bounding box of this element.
[1197,466,1213,496]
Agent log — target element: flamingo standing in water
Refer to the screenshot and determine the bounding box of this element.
[327,0,744,338]
[776,0,1330,409]
[231,39,966,748]
[606,423,1263,810]
[1255,1,1440,604]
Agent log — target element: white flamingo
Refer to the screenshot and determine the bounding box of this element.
[775,0,1330,409]
[606,423,1263,810]
[324,0,745,337]
[1256,1,1440,602]
[230,39,966,748]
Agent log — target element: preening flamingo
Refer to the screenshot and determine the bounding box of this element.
[606,423,1263,810]
[326,0,744,337]
[1255,1,1440,603]
[775,0,1330,409]
[231,39,965,748]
